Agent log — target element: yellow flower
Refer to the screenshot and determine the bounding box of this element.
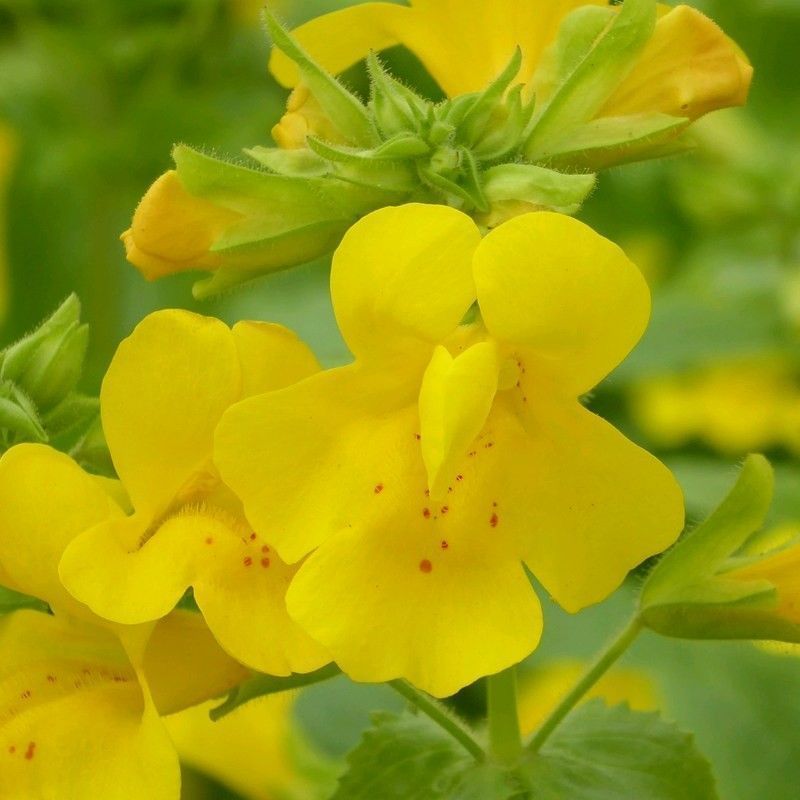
[518,660,659,734]
[0,444,248,800]
[272,82,351,150]
[631,358,800,455]
[122,170,242,281]
[269,0,751,128]
[58,310,329,676]
[215,204,684,697]
[166,693,333,800]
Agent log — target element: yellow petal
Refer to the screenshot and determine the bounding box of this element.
[101,309,241,517]
[602,5,753,120]
[231,320,319,398]
[60,510,328,676]
[270,0,600,97]
[166,693,316,800]
[0,610,179,800]
[518,660,659,734]
[143,611,251,716]
[418,342,499,498]
[331,204,480,361]
[215,364,421,564]
[287,518,542,698]
[269,3,411,88]
[0,444,121,616]
[509,400,684,612]
[474,212,650,395]
[122,171,241,280]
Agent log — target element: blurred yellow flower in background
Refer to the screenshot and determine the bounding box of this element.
[167,693,334,800]
[518,660,659,734]
[631,358,800,455]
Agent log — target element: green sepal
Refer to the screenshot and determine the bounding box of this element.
[525,0,657,161]
[245,145,330,177]
[70,415,115,477]
[641,454,774,609]
[470,85,536,163]
[458,48,523,148]
[367,52,428,138]
[0,384,47,443]
[481,163,596,219]
[264,9,378,148]
[537,113,690,171]
[42,393,99,439]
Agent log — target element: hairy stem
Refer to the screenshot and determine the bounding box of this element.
[487,667,523,764]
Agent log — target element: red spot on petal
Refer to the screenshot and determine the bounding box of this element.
[46,675,56,684]
[24,742,36,760]
[456,474,463,481]
[485,442,494,449]
[205,537,214,545]
[20,690,31,700]
[261,557,271,568]
[423,508,431,519]
[441,540,449,549]
[243,557,253,567]
[419,559,433,573]
[374,484,383,494]
[249,533,257,541]
[490,513,499,528]
[424,489,430,497]
[440,506,449,515]
[468,451,477,457]
[261,545,270,553]
[492,501,498,508]
[415,433,421,440]
[8,746,15,754]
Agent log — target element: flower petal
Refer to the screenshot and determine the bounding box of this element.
[0,444,121,616]
[602,5,753,121]
[0,610,179,800]
[474,212,650,394]
[165,694,311,800]
[269,2,412,88]
[142,611,251,716]
[101,310,241,517]
[60,511,329,676]
[287,516,542,698]
[330,204,480,362]
[231,320,319,398]
[509,400,684,612]
[418,342,499,498]
[215,364,421,564]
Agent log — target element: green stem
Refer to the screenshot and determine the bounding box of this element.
[210,664,341,721]
[389,680,485,762]
[528,615,643,752]
[486,667,522,764]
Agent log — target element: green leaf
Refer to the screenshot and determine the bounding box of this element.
[331,712,517,800]
[641,455,774,609]
[519,701,718,800]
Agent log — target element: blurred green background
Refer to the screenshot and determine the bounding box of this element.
[1,0,799,798]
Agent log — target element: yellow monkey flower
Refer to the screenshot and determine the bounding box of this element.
[631,358,800,456]
[57,310,329,677]
[0,445,249,800]
[270,0,752,159]
[215,204,684,697]
[167,692,335,800]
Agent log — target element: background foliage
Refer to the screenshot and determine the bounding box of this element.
[1,1,798,798]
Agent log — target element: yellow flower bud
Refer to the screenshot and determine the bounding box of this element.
[121,170,241,281]
[272,82,348,150]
